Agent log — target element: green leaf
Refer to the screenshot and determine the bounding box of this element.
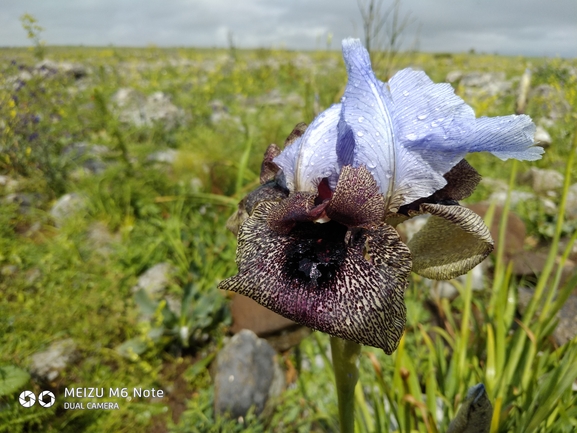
[0,365,31,396]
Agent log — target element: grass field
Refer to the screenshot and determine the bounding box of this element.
[1,44,577,432]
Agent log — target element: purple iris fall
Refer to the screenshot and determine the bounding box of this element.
[219,38,543,353]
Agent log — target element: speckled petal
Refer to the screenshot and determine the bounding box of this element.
[408,203,493,280]
[327,165,384,227]
[219,201,412,353]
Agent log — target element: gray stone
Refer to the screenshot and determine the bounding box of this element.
[35,59,88,79]
[146,149,178,164]
[62,142,109,175]
[0,175,19,193]
[488,190,535,208]
[519,167,563,194]
[399,214,429,242]
[131,262,175,299]
[29,339,79,382]
[214,330,284,418]
[534,126,552,146]
[479,177,508,192]
[111,88,185,129]
[230,294,310,352]
[460,72,512,97]
[50,193,87,226]
[518,289,577,346]
[209,99,241,126]
[87,222,119,256]
[446,70,463,83]
[530,84,572,121]
[467,203,527,263]
[145,91,185,128]
[555,294,577,346]
[4,193,41,209]
[427,261,488,300]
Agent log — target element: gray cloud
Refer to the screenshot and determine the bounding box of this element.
[1,0,575,57]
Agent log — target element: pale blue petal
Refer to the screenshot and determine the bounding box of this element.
[469,115,543,161]
[340,38,446,210]
[389,69,542,163]
[388,68,475,174]
[274,104,341,192]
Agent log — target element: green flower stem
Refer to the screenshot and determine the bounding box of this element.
[330,336,361,433]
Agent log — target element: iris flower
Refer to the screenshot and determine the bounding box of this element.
[219,39,542,354]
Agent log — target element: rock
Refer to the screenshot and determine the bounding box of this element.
[3,193,44,212]
[209,99,241,125]
[555,294,577,346]
[446,70,463,83]
[479,177,508,193]
[511,250,575,287]
[230,294,311,352]
[534,126,552,147]
[459,72,512,97]
[0,175,19,193]
[565,184,577,221]
[519,167,563,194]
[146,149,178,164]
[231,294,296,337]
[427,261,488,300]
[62,142,109,175]
[29,339,79,382]
[131,262,175,299]
[467,203,526,262]
[111,88,185,129]
[518,289,577,346]
[214,330,284,418]
[145,91,185,129]
[35,59,88,79]
[111,88,147,126]
[86,222,119,256]
[487,190,558,216]
[50,193,87,227]
[530,84,572,121]
[265,326,312,353]
[397,214,429,244]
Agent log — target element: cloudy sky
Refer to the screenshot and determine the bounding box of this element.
[1,0,575,57]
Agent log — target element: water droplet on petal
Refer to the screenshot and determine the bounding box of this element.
[418,114,428,120]
[406,133,417,141]
[375,132,380,136]
[354,81,359,87]
[357,131,364,137]
[367,161,377,169]
[341,96,347,102]
[431,121,439,127]
[324,138,329,143]
[358,116,365,123]
[385,170,393,179]
[402,90,410,97]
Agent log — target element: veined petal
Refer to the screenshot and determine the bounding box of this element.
[388,68,475,174]
[469,115,542,161]
[274,104,341,192]
[340,39,447,211]
[219,201,411,353]
[407,203,494,280]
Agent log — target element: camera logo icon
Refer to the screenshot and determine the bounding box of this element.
[19,390,36,408]
[18,390,56,408]
[39,391,56,407]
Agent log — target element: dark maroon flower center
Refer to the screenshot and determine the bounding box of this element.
[284,220,348,287]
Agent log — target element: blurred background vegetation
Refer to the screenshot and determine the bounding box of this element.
[1,12,577,432]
